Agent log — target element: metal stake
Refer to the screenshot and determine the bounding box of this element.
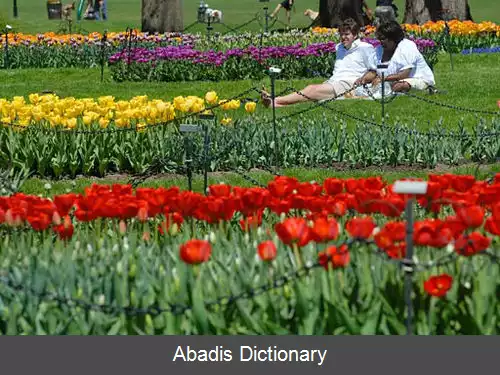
[269,67,281,168]
[4,29,9,69]
[381,72,385,124]
[100,30,107,83]
[403,197,415,335]
[184,136,193,191]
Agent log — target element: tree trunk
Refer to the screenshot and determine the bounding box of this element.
[318,0,365,28]
[141,0,183,33]
[403,0,473,24]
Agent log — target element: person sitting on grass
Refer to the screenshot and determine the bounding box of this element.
[261,18,378,108]
[371,20,435,93]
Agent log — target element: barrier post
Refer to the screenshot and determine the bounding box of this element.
[269,66,281,168]
[392,180,428,335]
[100,30,107,83]
[180,124,205,192]
[3,25,12,69]
[259,0,270,33]
[381,72,385,124]
[199,112,215,195]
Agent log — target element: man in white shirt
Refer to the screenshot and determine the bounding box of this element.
[373,21,435,92]
[261,18,378,108]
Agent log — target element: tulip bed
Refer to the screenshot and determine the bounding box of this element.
[0,173,499,335]
[1,20,498,72]
[107,37,438,83]
[1,107,500,178]
[313,21,500,53]
[0,92,252,130]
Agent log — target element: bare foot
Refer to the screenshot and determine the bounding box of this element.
[261,87,272,108]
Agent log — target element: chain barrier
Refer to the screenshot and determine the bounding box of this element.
[401,91,500,116]
[278,82,500,140]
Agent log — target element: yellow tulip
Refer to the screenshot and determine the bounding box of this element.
[205,91,218,105]
[221,117,232,125]
[245,101,256,113]
[82,115,93,126]
[65,118,77,129]
[99,118,110,128]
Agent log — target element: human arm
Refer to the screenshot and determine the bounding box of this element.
[354,70,377,86]
[354,45,378,85]
[384,68,412,82]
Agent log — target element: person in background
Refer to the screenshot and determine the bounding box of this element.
[94,0,107,21]
[373,0,398,26]
[361,0,374,25]
[372,21,435,93]
[261,18,378,108]
[270,0,295,26]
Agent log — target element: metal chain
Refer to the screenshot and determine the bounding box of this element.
[284,84,500,140]
[402,91,500,116]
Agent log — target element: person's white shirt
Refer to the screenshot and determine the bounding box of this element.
[376,38,435,85]
[330,38,378,82]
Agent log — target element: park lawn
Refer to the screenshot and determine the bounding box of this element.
[1,53,499,130]
[18,162,500,196]
[1,0,499,35]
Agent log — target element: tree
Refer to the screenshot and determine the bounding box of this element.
[141,0,183,33]
[403,0,473,24]
[318,0,365,28]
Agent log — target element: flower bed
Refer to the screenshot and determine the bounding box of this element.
[108,37,437,82]
[1,106,499,178]
[0,92,254,130]
[4,21,495,69]
[0,174,499,334]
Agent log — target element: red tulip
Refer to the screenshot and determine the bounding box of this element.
[454,232,491,256]
[53,193,77,217]
[318,244,350,270]
[53,216,74,240]
[179,239,212,264]
[209,184,232,197]
[323,178,344,195]
[450,175,475,192]
[424,274,453,297]
[345,217,376,239]
[257,241,277,261]
[310,217,339,243]
[275,217,311,247]
[413,219,454,248]
[454,204,484,228]
[484,217,500,236]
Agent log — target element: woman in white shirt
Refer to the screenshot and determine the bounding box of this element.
[372,21,435,93]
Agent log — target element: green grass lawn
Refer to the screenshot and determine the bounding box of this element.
[1,0,499,35]
[17,162,500,196]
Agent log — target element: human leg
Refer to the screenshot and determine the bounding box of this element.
[392,78,428,93]
[261,82,342,108]
[101,0,107,20]
[270,4,282,18]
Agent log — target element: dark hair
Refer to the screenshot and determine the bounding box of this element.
[376,20,405,43]
[339,18,360,36]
